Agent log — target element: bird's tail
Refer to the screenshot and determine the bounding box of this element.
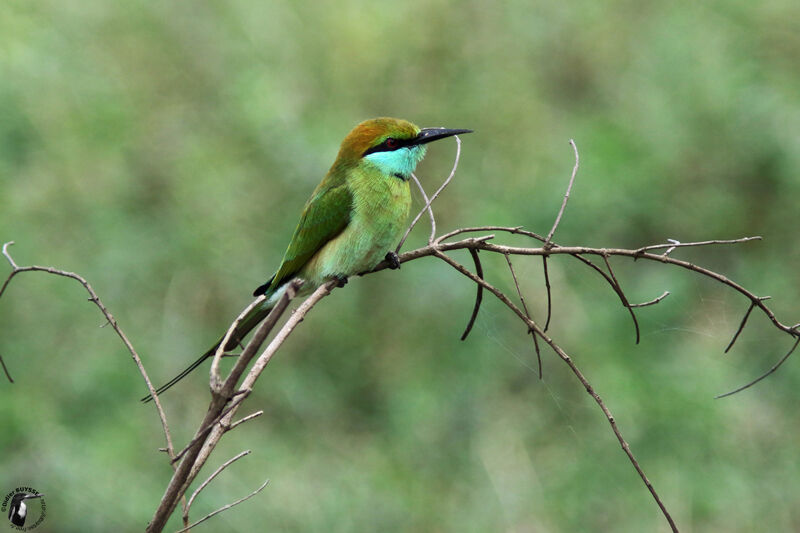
[140,298,275,403]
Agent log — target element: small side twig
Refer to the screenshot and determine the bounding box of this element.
[175,479,270,533]
[724,301,760,353]
[629,291,671,308]
[409,173,436,245]
[504,253,542,379]
[716,337,800,399]
[542,255,553,332]
[185,449,252,520]
[396,135,463,251]
[601,254,641,344]
[634,236,762,255]
[226,410,264,431]
[544,139,579,247]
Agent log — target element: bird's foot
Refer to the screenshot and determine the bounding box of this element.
[334,275,349,288]
[385,251,401,270]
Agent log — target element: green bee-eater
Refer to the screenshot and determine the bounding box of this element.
[144,118,471,401]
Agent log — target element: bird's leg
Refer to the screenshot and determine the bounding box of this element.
[385,251,401,270]
[334,275,349,288]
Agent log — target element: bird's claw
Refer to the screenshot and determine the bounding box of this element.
[385,251,401,270]
[335,275,349,288]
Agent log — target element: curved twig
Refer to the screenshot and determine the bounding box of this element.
[396,135,463,251]
[715,337,800,399]
[601,253,641,344]
[460,248,484,341]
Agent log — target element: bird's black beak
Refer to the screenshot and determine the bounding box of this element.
[413,127,473,146]
[22,493,43,500]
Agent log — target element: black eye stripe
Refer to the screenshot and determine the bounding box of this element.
[362,137,414,157]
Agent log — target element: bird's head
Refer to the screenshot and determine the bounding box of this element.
[333,117,472,180]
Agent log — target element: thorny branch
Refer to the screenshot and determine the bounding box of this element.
[2,137,798,533]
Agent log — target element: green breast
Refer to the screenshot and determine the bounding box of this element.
[301,167,411,283]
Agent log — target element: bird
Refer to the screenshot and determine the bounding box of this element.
[142,117,471,402]
[8,492,43,527]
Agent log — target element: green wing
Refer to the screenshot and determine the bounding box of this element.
[263,179,353,293]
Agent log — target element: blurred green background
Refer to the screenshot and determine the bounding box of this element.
[2,1,799,531]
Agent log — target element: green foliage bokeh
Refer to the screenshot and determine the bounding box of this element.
[1,1,799,531]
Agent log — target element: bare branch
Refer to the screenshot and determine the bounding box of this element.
[227,281,303,391]
[370,234,800,343]
[544,139,579,247]
[6,135,798,533]
[146,281,337,533]
[175,479,269,533]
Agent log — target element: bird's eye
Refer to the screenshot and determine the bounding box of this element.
[385,138,399,149]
